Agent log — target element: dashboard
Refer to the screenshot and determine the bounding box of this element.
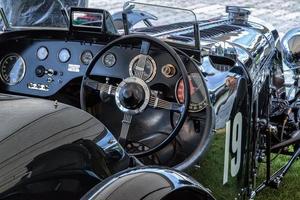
[0,31,207,113]
[0,38,106,97]
[0,34,182,97]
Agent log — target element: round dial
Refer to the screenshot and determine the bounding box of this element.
[102,53,116,67]
[129,55,156,83]
[81,50,93,65]
[58,48,71,63]
[37,46,48,61]
[176,73,206,112]
[0,54,26,85]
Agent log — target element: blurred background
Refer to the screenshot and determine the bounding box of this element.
[89,0,300,35]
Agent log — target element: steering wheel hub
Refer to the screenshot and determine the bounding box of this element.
[119,82,145,109]
[115,77,150,115]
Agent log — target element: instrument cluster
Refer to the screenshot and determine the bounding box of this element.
[0,38,206,113]
[0,39,108,96]
[0,39,181,99]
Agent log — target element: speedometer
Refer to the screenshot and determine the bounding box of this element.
[176,73,207,112]
[0,54,26,85]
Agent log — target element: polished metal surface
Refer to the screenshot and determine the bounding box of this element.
[226,6,251,25]
[0,4,283,199]
[0,94,129,198]
[282,27,300,75]
[81,167,215,200]
[115,77,150,115]
[210,41,238,63]
[129,54,157,83]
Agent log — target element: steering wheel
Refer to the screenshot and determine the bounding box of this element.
[80,34,190,157]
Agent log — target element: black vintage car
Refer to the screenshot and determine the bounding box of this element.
[0,1,299,200]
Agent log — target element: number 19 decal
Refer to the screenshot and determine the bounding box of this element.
[223,112,243,185]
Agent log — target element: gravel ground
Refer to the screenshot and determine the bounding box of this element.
[89,0,300,35]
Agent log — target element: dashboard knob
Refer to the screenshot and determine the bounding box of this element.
[47,77,54,83]
[47,69,57,76]
[35,65,46,77]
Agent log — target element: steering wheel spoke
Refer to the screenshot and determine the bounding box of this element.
[149,95,184,112]
[119,114,133,146]
[134,41,151,79]
[84,77,117,95]
[81,34,190,157]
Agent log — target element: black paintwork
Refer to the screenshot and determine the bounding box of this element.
[0,7,285,200]
[0,93,130,199]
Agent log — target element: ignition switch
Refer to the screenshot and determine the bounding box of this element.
[35,65,46,77]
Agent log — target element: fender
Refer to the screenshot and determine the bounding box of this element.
[81,167,215,200]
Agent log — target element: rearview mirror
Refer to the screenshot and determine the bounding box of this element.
[72,11,103,29]
[69,7,118,34]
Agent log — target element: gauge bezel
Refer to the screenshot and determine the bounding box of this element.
[0,53,26,86]
[58,48,71,63]
[161,64,176,78]
[36,46,49,61]
[102,52,117,67]
[129,54,157,83]
[81,50,94,65]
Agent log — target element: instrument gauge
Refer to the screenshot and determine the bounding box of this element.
[102,53,116,67]
[81,50,93,65]
[58,48,71,63]
[176,73,207,112]
[162,64,176,78]
[37,46,48,61]
[129,55,156,83]
[0,54,26,85]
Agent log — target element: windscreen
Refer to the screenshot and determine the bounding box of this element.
[0,0,88,28]
[124,2,199,48]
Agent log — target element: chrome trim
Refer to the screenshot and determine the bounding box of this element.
[36,46,49,61]
[81,50,94,65]
[58,48,71,63]
[282,27,300,75]
[101,52,116,68]
[129,54,157,83]
[0,53,26,86]
[161,64,176,78]
[226,6,251,25]
[115,77,150,115]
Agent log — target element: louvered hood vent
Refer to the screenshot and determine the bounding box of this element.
[182,24,241,39]
[134,22,242,40]
[134,22,195,34]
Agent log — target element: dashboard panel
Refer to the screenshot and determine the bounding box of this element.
[0,36,182,98]
[0,39,104,97]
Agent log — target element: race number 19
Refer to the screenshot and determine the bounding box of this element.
[223,112,242,185]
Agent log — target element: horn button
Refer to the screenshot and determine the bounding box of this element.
[120,83,145,109]
[115,77,150,114]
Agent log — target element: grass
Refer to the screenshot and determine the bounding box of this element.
[255,154,300,200]
[188,132,300,200]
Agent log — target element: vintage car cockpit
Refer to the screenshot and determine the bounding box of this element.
[0,3,214,172]
[2,1,299,200]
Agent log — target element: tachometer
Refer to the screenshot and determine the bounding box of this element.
[176,73,207,112]
[0,54,26,85]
